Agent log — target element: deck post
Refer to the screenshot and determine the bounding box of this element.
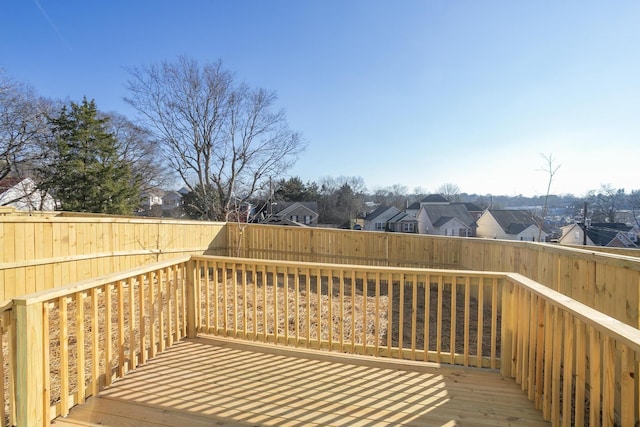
[186,259,198,338]
[13,299,45,426]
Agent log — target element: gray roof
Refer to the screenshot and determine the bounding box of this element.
[365,205,399,221]
[488,210,539,235]
[422,204,476,227]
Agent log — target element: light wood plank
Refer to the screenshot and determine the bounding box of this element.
[54,337,550,427]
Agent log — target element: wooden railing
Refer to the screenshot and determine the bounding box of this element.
[2,253,640,426]
[190,256,502,368]
[4,256,190,426]
[502,274,640,427]
[227,224,640,329]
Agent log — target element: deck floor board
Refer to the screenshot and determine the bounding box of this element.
[51,336,550,427]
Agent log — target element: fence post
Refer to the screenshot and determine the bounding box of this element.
[13,298,44,426]
[185,259,198,338]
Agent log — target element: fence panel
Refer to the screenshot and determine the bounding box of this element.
[0,215,226,300]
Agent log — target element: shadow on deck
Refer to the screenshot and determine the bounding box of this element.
[51,336,549,427]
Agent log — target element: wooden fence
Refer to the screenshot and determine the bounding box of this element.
[0,214,226,300]
[227,224,640,329]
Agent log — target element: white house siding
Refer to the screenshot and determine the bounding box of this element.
[516,225,547,242]
[364,207,401,231]
[476,212,508,239]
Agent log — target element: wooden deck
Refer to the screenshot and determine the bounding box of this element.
[51,336,550,427]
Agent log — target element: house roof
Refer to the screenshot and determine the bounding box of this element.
[387,211,417,224]
[422,204,476,228]
[0,177,24,194]
[272,201,318,216]
[487,209,540,235]
[420,194,449,203]
[365,205,399,221]
[587,225,636,247]
[459,202,483,212]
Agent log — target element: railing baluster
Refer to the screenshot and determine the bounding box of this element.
[327,269,333,350]
[253,263,259,340]
[316,268,321,349]
[75,292,85,404]
[284,266,289,344]
[562,312,574,427]
[117,281,125,378]
[542,299,552,420]
[148,271,156,359]
[476,277,483,368]
[374,271,380,357]
[551,305,562,426]
[42,302,50,427]
[573,318,586,426]
[602,335,615,427]
[528,293,537,400]
[588,325,601,427]
[104,283,113,387]
[243,262,248,339]
[534,296,545,409]
[90,288,99,397]
[620,343,635,426]
[411,273,418,360]
[128,277,136,371]
[398,273,404,359]
[436,275,443,363]
[205,260,211,333]
[464,276,470,367]
[490,277,497,369]
[347,269,354,352]
[59,296,69,416]
[138,274,146,364]
[214,260,220,335]
[339,269,345,352]
[449,277,456,365]
[424,273,430,362]
[362,271,367,354]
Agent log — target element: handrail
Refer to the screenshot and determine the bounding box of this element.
[503,273,640,426]
[10,257,191,426]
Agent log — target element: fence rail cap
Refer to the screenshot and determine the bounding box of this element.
[13,255,192,305]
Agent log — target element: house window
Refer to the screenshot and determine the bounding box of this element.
[375,222,385,231]
[403,223,414,233]
[290,215,298,222]
[304,215,312,224]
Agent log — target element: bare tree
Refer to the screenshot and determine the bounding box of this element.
[124,56,306,220]
[538,153,560,241]
[588,184,626,223]
[104,112,172,193]
[0,70,51,181]
[437,183,461,202]
[372,184,408,209]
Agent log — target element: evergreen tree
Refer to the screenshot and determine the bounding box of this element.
[39,98,140,214]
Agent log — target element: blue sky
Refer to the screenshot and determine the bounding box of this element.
[2,1,639,197]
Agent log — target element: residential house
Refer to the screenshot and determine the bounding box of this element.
[385,211,418,233]
[405,194,449,217]
[476,209,547,241]
[416,203,477,237]
[364,206,402,231]
[0,177,56,211]
[140,189,164,211]
[162,191,183,211]
[257,201,319,226]
[558,223,638,248]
